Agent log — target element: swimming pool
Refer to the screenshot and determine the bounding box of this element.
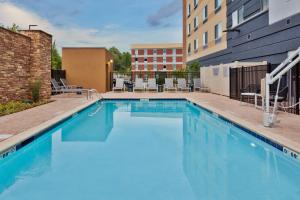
[0,100,299,200]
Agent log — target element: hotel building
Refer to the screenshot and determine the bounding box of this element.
[131,43,184,72]
[183,0,227,64]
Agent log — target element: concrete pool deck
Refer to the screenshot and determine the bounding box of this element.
[0,92,299,155]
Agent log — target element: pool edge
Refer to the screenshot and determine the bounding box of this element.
[0,97,299,160]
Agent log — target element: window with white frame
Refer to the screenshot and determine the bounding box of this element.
[261,0,269,11]
[187,4,191,17]
[202,5,208,22]
[232,6,244,27]
[194,0,199,8]
[194,16,199,30]
[214,23,222,41]
[194,38,199,51]
[187,24,191,35]
[202,32,208,47]
[215,0,221,10]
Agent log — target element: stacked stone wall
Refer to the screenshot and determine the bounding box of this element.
[0,28,52,103]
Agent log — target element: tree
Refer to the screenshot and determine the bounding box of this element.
[51,41,62,70]
[0,23,20,32]
[109,47,131,72]
[187,61,201,72]
[8,23,20,32]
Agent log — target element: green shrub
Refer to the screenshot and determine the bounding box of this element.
[31,80,42,103]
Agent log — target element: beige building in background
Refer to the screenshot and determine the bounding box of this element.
[183,0,227,63]
[62,48,113,93]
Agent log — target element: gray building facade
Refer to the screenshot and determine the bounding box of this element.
[198,0,300,67]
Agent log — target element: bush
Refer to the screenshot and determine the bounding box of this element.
[0,100,51,116]
[31,80,42,103]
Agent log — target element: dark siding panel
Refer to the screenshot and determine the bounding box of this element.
[244,0,261,19]
[199,1,300,67]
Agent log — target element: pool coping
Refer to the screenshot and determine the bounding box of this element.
[0,96,299,161]
[0,98,99,158]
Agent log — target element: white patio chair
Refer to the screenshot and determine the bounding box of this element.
[164,78,176,91]
[147,78,158,92]
[133,78,145,92]
[113,78,125,91]
[193,78,201,91]
[177,78,190,92]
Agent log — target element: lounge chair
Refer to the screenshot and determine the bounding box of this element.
[146,78,158,92]
[240,84,262,108]
[60,78,77,89]
[51,79,85,94]
[164,78,176,91]
[193,78,201,91]
[113,78,125,91]
[133,78,145,92]
[177,78,190,92]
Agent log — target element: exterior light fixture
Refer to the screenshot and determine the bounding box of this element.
[29,25,38,30]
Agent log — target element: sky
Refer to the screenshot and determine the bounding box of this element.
[0,0,183,53]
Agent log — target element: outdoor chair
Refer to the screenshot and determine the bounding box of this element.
[133,78,145,92]
[147,78,158,92]
[113,78,125,91]
[193,78,201,91]
[177,78,190,92]
[164,78,176,91]
[60,78,77,89]
[51,79,85,94]
[240,84,262,108]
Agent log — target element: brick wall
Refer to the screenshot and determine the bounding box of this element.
[0,28,52,103]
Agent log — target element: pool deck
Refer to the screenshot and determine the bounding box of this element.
[0,92,300,155]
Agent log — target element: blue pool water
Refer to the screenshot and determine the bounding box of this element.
[0,100,300,200]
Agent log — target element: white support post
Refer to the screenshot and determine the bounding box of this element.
[264,73,271,127]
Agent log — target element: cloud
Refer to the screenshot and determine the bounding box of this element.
[0,2,182,52]
[147,0,182,27]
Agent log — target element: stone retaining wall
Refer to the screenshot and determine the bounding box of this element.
[0,28,52,103]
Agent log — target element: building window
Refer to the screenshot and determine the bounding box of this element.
[187,4,191,17]
[135,58,138,62]
[163,49,166,54]
[194,38,199,52]
[144,49,147,56]
[194,0,199,9]
[215,0,221,12]
[154,63,157,70]
[172,49,176,56]
[202,32,208,48]
[173,63,177,71]
[232,6,244,27]
[153,49,157,54]
[188,43,191,55]
[194,16,199,30]
[214,23,222,43]
[187,24,191,36]
[261,0,269,11]
[135,49,138,55]
[202,5,208,23]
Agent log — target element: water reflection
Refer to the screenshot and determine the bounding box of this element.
[61,103,116,142]
[0,133,53,194]
[182,104,300,200]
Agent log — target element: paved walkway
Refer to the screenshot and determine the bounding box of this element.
[0,94,91,141]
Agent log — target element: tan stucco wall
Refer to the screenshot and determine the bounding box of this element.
[201,65,230,96]
[62,48,113,93]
